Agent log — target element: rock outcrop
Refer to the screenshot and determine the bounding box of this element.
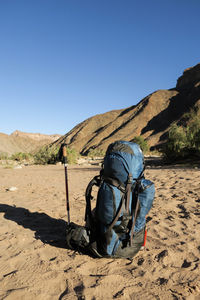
[176,63,200,90]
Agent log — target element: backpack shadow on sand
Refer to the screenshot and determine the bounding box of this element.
[0,203,70,249]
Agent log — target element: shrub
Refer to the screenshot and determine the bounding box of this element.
[162,109,200,160]
[34,145,78,165]
[164,124,187,159]
[132,136,149,153]
[11,152,33,162]
[0,152,9,160]
[64,147,78,164]
[186,114,200,149]
[34,146,59,165]
[87,148,105,158]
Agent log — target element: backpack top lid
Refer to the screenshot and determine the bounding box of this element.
[104,140,144,184]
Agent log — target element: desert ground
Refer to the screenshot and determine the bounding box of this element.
[0,162,200,300]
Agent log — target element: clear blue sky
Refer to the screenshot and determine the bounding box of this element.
[0,0,199,135]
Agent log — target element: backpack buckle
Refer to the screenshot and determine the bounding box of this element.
[117,184,126,193]
[127,173,133,184]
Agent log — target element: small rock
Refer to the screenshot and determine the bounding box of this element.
[6,187,18,192]
[14,165,22,169]
[156,250,168,262]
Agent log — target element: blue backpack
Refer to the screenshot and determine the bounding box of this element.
[85,140,155,258]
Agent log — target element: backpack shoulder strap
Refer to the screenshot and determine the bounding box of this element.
[85,175,101,227]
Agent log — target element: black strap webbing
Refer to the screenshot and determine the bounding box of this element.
[102,176,126,193]
[106,174,133,233]
[85,176,101,224]
[129,182,140,245]
[106,192,126,232]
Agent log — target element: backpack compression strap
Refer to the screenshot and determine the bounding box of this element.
[105,174,133,233]
[129,181,140,246]
[128,169,145,245]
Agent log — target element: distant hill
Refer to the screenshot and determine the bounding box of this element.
[0,131,61,155]
[52,63,200,154]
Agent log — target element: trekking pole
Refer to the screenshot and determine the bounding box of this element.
[62,144,70,225]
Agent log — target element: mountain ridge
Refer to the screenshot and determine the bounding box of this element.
[11,130,61,142]
[52,63,200,154]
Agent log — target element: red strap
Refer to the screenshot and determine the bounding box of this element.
[143,229,147,247]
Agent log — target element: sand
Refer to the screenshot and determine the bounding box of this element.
[0,163,200,300]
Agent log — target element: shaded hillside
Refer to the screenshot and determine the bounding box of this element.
[0,131,61,155]
[52,63,200,154]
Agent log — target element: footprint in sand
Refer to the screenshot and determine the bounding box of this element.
[155,250,168,262]
[73,282,85,299]
[165,215,175,221]
[172,194,178,198]
[177,204,190,219]
[157,277,168,285]
[181,259,191,268]
[146,216,152,223]
[137,258,144,266]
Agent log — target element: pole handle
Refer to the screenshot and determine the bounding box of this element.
[63,145,67,157]
[62,145,67,164]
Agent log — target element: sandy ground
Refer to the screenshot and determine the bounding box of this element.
[0,163,200,300]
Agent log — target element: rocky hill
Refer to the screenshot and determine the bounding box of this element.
[52,63,200,154]
[0,131,61,156]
